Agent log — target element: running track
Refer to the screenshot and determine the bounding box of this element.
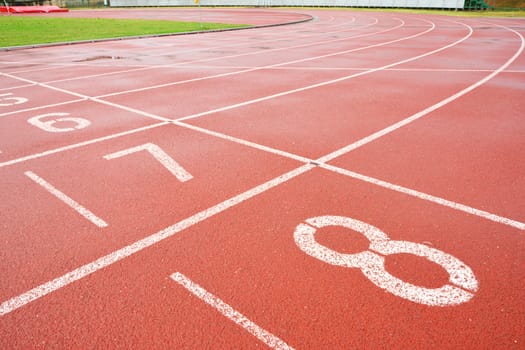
[1,8,524,349]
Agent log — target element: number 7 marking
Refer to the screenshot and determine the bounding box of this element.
[104,143,193,182]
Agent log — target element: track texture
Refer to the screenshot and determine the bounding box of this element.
[1,8,524,349]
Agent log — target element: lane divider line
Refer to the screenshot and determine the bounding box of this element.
[0,18,441,164]
[24,171,108,228]
[185,66,525,74]
[0,83,36,92]
[171,272,295,350]
[316,23,525,164]
[175,121,525,231]
[0,122,168,168]
[0,165,313,316]
[2,21,520,230]
[94,17,396,99]
[173,121,312,164]
[177,20,472,122]
[0,15,400,111]
[0,17,405,120]
[0,98,87,118]
[320,164,525,231]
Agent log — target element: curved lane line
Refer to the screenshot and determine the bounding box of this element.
[96,17,403,99]
[317,21,525,163]
[42,16,380,87]
[176,20,468,122]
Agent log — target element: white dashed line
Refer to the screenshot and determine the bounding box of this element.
[171,272,295,350]
[24,171,108,228]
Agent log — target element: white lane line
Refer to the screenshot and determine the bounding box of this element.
[0,99,86,118]
[171,272,294,350]
[176,21,472,123]
[316,22,525,164]
[96,18,404,99]
[156,64,525,76]
[44,66,154,85]
[24,171,108,228]
[94,98,171,122]
[0,164,313,316]
[211,66,525,74]
[10,66,152,85]
[320,164,525,231]
[0,19,432,166]
[174,121,312,164]
[6,74,170,122]
[176,62,525,74]
[175,121,525,231]
[0,72,88,99]
[0,83,36,92]
[0,19,407,126]
[171,20,524,230]
[0,20,432,167]
[7,64,94,75]
[0,122,168,168]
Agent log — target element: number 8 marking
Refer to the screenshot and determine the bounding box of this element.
[294,215,478,307]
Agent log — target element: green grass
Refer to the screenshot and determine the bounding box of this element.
[0,16,248,48]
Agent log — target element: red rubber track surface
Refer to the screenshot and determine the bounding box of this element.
[1,8,524,349]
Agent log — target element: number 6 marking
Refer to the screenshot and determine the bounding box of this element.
[294,215,478,307]
[0,93,28,107]
[28,113,91,132]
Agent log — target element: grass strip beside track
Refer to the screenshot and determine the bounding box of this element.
[0,17,248,48]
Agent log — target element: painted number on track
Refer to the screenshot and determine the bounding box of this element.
[0,93,28,107]
[294,215,478,307]
[28,113,91,132]
[104,143,193,182]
